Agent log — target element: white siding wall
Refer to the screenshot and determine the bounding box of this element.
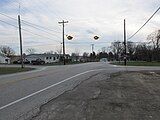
[45,56,59,63]
[26,55,60,64]
[0,56,10,64]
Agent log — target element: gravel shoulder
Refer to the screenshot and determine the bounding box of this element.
[29,71,160,120]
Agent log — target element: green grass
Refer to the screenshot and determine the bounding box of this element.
[111,61,160,66]
[0,67,34,75]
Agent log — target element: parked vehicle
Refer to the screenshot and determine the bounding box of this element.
[100,58,108,62]
[13,59,30,64]
[31,59,45,65]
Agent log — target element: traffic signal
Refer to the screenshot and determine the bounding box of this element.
[94,36,99,40]
[66,35,73,40]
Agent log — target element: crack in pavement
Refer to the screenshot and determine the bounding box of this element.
[16,72,102,120]
[28,71,160,120]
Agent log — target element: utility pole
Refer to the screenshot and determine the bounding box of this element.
[91,44,94,62]
[58,20,68,65]
[124,19,127,66]
[18,15,24,68]
[91,44,94,53]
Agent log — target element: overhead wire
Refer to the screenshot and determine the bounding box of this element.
[0,12,61,34]
[0,19,61,43]
[23,44,61,48]
[0,11,98,37]
[22,22,61,39]
[2,1,159,50]
[21,29,61,43]
[0,19,18,28]
[0,12,62,42]
[0,12,17,21]
[20,1,62,31]
[21,20,61,33]
[128,6,160,40]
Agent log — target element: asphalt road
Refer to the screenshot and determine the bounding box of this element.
[0,62,160,120]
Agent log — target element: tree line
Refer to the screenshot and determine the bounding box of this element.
[0,30,159,62]
[110,30,160,62]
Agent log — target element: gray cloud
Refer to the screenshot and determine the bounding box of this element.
[0,0,159,54]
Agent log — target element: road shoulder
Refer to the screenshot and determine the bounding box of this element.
[27,70,160,120]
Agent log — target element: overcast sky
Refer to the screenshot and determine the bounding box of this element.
[0,0,160,55]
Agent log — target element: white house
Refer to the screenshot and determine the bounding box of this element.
[25,54,60,64]
[0,54,10,64]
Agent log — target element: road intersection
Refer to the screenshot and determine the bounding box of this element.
[0,62,159,120]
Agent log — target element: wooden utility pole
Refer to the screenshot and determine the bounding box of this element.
[58,20,68,65]
[18,15,24,68]
[124,19,127,66]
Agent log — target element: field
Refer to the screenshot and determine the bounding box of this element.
[0,67,34,75]
[111,61,160,66]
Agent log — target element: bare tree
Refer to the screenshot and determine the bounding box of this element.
[83,52,89,57]
[134,43,148,61]
[45,50,54,54]
[75,49,80,56]
[101,47,107,53]
[147,30,160,61]
[26,48,36,54]
[147,30,160,50]
[111,41,123,60]
[127,41,136,60]
[56,46,62,55]
[71,49,80,62]
[82,52,89,62]
[0,45,15,57]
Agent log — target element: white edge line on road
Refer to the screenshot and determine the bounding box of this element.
[0,68,106,111]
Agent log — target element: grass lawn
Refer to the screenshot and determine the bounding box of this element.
[0,67,34,75]
[111,61,160,66]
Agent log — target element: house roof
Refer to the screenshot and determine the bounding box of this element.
[26,54,60,58]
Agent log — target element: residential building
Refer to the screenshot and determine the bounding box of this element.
[71,56,84,62]
[0,54,10,64]
[10,55,21,63]
[26,54,60,64]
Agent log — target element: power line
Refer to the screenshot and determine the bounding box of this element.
[0,19,61,43]
[24,43,60,47]
[20,0,63,21]
[21,28,61,43]
[21,20,61,33]
[128,6,160,40]
[0,12,62,42]
[0,12,17,21]
[0,19,18,28]
[17,0,34,15]
[22,22,61,39]
[0,12,98,39]
[0,12,61,33]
